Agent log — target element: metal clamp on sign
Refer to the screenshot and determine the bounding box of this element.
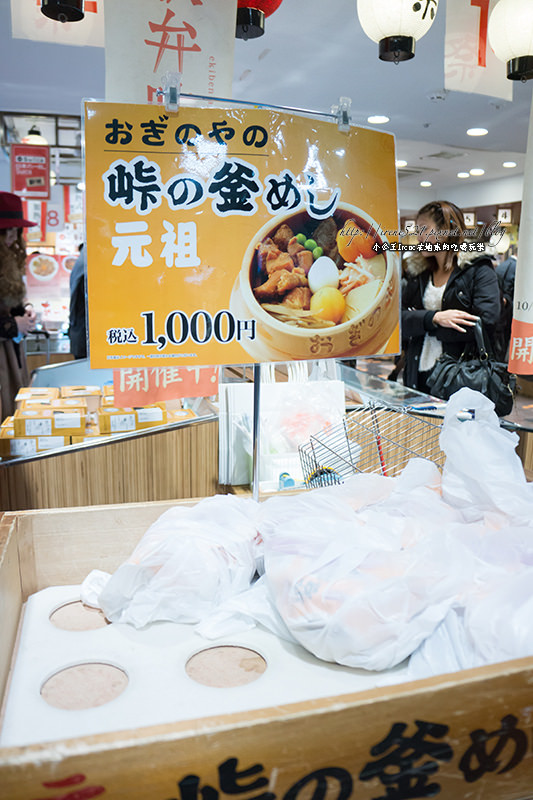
[332,96,352,133]
[158,72,182,113]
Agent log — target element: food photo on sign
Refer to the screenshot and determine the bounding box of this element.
[84,101,401,369]
[24,252,71,328]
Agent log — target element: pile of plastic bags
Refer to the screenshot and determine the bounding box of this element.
[82,388,533,677]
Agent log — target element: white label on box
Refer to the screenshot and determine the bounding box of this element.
[11,438,37,456]
[69,386,100,394]
[53,412,81,429]
[110,414,136,432]
[37,436,65,450]
[137,408,163,423]
[25,418,52,436]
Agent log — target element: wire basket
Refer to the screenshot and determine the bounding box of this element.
[299,404,446,488]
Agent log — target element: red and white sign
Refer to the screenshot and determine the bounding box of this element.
[11,0,104,47]
[104,0,237,104]
[11,144,50,199]
[22,200,47,244]
[113,366,219,405]
[444,0,512,100]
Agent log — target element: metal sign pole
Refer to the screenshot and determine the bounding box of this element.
[252,363,261,501]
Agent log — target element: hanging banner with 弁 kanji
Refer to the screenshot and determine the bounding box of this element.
[84,100,400,368]
[104,0,237,105]
[444,0,512,100]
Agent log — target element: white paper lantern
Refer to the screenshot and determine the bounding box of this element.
[488,0,533,80]
[489,233,511,255]
[357,0,439,62]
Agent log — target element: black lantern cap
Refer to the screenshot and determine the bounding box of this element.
[507,56,533,81]
[41,0,84,23]
[379,35,415,63]
[236,7,265,40]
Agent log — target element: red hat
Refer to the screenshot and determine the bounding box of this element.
[0,192,37,230]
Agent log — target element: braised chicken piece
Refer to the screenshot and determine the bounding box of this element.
[253,267,308,301]
[281,286,312,310]
[287,236,306,257]
[256,239,295,275]
[294,249,313,273]
[272,223,294,251]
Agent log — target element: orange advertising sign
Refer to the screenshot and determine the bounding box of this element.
[113,365,219,405]
[84,101,400,368]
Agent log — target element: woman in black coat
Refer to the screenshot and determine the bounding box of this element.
[401,200,501,395]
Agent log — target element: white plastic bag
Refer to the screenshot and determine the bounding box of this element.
[256,459,475,671]
[440,388,533,523]
[97,494,260,628]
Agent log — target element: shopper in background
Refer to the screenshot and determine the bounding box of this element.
[401,200,501,395]
[493,247,517,361]
[68,242,87,359]
[0,192,37,418]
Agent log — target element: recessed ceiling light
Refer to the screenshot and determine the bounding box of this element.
[367,115,390,124]
[396,159,407,168]
[457,172,470,179]
[503,161,517,168]
[470,168,485,176]
[420,181,432,187]
[467,128,488,136]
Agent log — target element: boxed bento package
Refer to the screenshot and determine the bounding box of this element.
[13,408,85,437]
[60,385,103,413]
[97,407,137,434]
[98,404,168,433]
[134,402,168,430]
[19,397,89,417]
[14,386,60,410]
[0,427,70,458]
[168,408,197,423]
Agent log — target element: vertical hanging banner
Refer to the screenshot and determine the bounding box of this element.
[444,0,512,100]
[84,101,400,368]
[10,0,104,46]
[11,144,50,199]
[104,0,237,104]
[509,99,533,375]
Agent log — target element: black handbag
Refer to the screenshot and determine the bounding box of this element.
[426,318,516,417]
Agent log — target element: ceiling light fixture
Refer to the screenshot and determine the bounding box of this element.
[235,0,283,40]
[21,125,48,145]
[457,172,470,178]
[503,161,517,168]
[470,168,485,176]
[467,127,488,136]
[367,115,390,124]
[420,180,432,187]
[488,0,533,81]
[396,159,407,167]
[41,0,84,23]
[357,0,440,63]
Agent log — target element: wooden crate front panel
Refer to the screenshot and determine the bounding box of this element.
[0,657,533,800]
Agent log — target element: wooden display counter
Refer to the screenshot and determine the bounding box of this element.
[0,417,219,511]
[0,500,532,800]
